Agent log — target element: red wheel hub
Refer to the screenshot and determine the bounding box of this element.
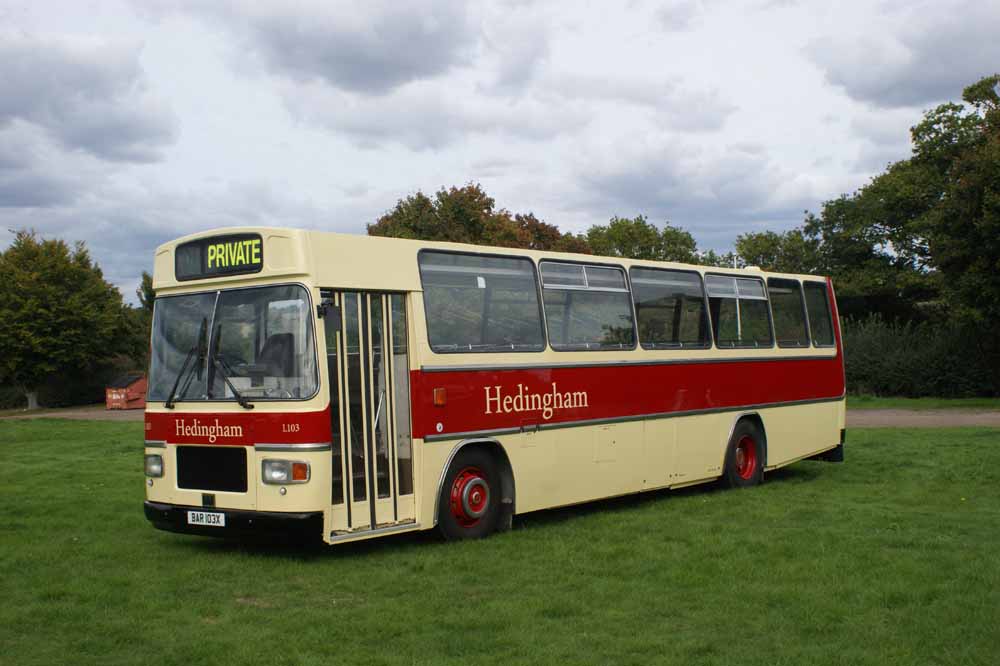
[735,435,758,480]
[449,466,490,527]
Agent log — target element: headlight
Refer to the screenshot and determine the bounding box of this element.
[145,454,164,478]
[262,459,310,484]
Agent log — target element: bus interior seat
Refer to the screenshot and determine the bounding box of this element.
[258,333,295,376]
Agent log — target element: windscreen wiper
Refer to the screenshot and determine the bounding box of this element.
[208,323,254,410]
[164,318,208,409]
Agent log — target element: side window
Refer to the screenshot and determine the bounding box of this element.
[541,262,635,351]
[803,281,835,346]
[705,275,773,348]
[630,267,709,348]
[418,251,545,353]
[767,278,809,348]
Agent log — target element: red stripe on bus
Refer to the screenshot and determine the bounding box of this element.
[410,354,845,439]
[145,408,331,446]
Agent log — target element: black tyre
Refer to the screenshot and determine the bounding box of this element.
[723,420,764,488]
[437,448,501,541]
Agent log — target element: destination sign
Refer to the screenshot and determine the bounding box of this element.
[175,233,264,281]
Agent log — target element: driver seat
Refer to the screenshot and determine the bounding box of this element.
[258,333,295,377]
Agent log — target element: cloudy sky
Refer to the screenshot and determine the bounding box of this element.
[1,0,997,302]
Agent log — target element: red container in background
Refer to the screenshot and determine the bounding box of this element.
[106,374,147,410]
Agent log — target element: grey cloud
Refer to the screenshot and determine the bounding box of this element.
[0,125,94,207]
[575,137,814,246]
[0,32,177,162]
[284,81,588,150]
[188,0,475,95]
[729,142,767,156]
[657,1,703,32]
[0,168,81,208]
[47,96,175,163]
[182,0,548,99]
[469,156,522,178]
[481,12,550,95]
[542,74,736,131]
[755,0,799,9]
[0,180,381,301]
[847,109,918,171]
[806,3,1000,108]
[852,142,907,173]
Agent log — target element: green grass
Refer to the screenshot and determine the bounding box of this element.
[0,403,106,417]
[848,395,1000,410]
[2,420,999,665]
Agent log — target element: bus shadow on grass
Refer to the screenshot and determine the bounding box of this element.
[157,462,828,558]
[158,522,441,560]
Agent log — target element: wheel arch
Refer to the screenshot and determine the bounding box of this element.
[432,437,516,531]
[726,411,768,470]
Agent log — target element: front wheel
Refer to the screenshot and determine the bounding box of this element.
[437,449,500,541]
[723,420,764,488]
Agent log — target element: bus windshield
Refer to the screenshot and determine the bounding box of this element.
[148,284,318,404]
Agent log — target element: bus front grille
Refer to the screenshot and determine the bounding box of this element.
[177,446,248,493]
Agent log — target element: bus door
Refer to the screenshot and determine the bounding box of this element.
[322,290,415,534]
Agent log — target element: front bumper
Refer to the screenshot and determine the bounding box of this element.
[144,501,323,542]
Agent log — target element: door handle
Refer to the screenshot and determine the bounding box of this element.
[373,389,385,428]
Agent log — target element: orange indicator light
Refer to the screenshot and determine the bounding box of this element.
[433,388,447,407]
[291,463,309,482]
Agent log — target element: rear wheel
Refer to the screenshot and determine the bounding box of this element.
[724,420,764,488]
[437,448,500,540]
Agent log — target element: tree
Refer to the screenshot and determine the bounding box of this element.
[126,270,156,370]
[0,231,128,409]
[735,229,820,274]
[368,183,591,253]
[918,74,1000,324]
[586,215,698,262]
[697,249,742,269]
[137,271,155,313]
[792,74,1000,324]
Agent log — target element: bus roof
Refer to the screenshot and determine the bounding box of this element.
[152,226,829,295]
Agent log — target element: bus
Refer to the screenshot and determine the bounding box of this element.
[143,227,845,544]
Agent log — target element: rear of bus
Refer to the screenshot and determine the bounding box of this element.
[143,228,331,541]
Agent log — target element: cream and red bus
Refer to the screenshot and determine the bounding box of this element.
[143,227,845,544]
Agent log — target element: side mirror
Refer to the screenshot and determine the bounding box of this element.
[318,299,341,332]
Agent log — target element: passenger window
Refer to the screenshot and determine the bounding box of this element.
[418,251,545,353]
[803,281,835,346]
[705,275,773,348]
[767,278,809,348]
[630,267,709,348]
[541,262,635,350]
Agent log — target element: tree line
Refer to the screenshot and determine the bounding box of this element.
[2,75,997,408]
[0,232,154,409]
[368,75,1000,396]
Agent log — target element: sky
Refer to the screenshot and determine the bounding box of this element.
[1,0,998,303]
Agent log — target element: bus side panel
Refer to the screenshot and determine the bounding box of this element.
[500,431,554,514]
[545,421,644,509]
[672,413,732,486]
[759,402,841,469]
[642,418,676,490]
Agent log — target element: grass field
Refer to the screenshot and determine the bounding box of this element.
[2,420,999,665]
[847,395,1000,410]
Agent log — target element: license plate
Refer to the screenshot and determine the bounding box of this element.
[187,511,226,527]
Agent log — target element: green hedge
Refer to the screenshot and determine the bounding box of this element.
[843,315,999,397]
